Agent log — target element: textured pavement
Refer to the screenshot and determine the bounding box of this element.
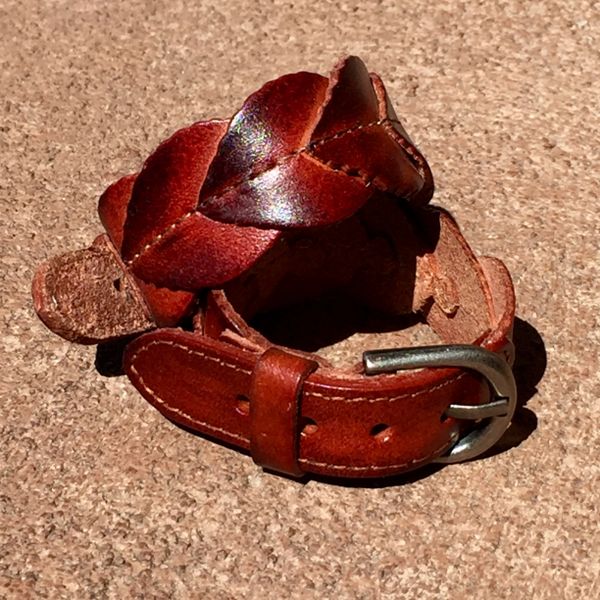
[1,1,598,598]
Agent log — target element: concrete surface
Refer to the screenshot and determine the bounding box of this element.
[1,1,598,598]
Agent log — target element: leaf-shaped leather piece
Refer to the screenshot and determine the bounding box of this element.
[310,55,380,141]
[308,57,428,203]
[198,56,433,229]
[201,152,369,228]
[310,126,425,200]
[98,173,195,326]
[370,73,434,205]
[98,173,136,251]
[130,211,279,291]
[122,119,228,261]
[198,72,329,202]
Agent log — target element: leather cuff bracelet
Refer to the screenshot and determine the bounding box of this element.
[32,56,516,479]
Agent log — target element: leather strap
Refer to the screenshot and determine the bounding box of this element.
[32,55,517,479]
[250,348,318,476]
[123,207,515,478]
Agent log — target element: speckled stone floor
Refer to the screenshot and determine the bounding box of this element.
[1,1,598,598]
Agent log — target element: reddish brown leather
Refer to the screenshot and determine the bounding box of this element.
[31,234,154,344]
[32,55,516,479]
[249,348,318,476]
[98,173,196,327]
[122,208,515,478]
[110,55,433,294]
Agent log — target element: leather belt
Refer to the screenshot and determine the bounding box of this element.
[32,56,517,479]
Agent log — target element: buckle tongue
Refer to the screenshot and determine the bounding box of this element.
[363,344,517,464]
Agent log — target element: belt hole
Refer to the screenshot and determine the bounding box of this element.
[235,394,250,416]
[370,423,392,442]
[301,417,318,435]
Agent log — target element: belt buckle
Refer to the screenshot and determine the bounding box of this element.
[363,345,517,463]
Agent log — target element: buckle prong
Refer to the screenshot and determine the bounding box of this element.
[363,344,517,464]
[445,399,509,420]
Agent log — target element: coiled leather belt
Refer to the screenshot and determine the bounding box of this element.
[32,56,516,479]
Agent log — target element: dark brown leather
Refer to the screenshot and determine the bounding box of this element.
[31,55,516,479]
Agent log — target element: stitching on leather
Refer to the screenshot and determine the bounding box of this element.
[132,339,252,375]
[308,117,389,146]
[306,156,378,190]
[307,154,414,198]
[130,341,465,406]
[125,117,411,265]
[128,340,250,443]
[383,121,427,179]
[131,356,248,443]
[307,372,466,403]
[297,440,451,471]
[128,339,456,472]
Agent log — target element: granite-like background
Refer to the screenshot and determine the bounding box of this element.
[1,1,598,598]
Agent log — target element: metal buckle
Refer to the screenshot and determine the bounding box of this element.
[363,345,517,463]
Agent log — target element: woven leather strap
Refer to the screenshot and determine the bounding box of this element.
[32,56,516,479]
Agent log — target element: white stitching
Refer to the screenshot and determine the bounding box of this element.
[125,117,412,266]
[132,339,252,375]
[131,357,249,443]
[307,372,466,403]
[128,339,250,443]
[308,117,388,147]
[297,440,451,471]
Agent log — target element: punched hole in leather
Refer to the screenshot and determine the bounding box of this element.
[249,347,318,477]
